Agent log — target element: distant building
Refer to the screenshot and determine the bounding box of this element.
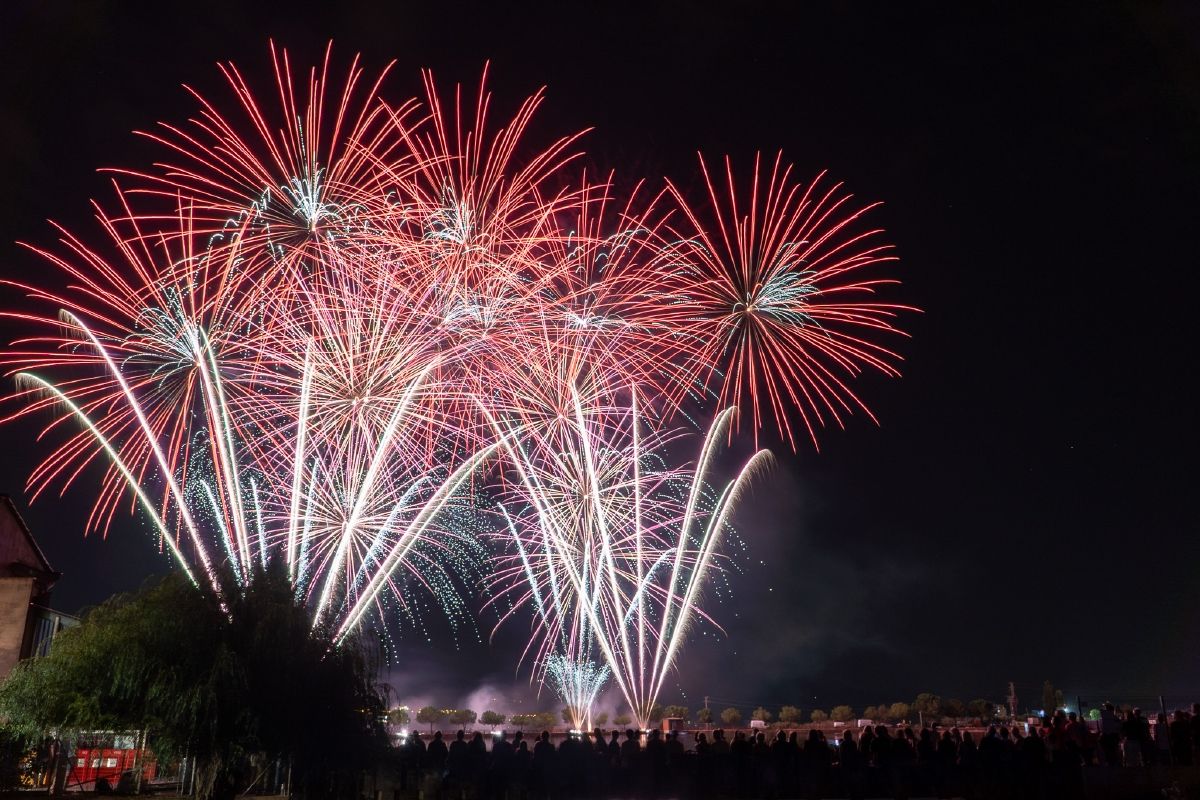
[0,494,77,679]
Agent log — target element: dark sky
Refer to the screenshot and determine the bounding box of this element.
[1,1,1197,716]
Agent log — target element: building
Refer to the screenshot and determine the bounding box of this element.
[0,494,77,680]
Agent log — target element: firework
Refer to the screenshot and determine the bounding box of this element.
[487,387,770,727]
[16,312,495,637]
[547,654,610,731]
[2,45,911,677]
[1,197,264,535]
[662,151,915,449]
[122,41,414,281]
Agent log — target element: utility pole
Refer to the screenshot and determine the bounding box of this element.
[1007,682,1018,720]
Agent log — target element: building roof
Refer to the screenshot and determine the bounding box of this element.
[0,494,59,588]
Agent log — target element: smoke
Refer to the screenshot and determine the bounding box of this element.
[458,681,528,716]
[381,639,549,714]
[659,455,934,711]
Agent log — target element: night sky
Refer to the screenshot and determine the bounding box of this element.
[1,2,1197,716]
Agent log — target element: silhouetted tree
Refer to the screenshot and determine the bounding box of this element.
[943,698,966,722]
[1042,681,1057,714]
[697,708,713,726]
[778,705,802,725]
[417,706,446,732]
[810,709,828,723]
[388,707,412,726]
[720,707,742,726]
[831,705,855,723]
[662,704,689,721]
[913,693,942,720]
[450,709,477,727]
[0,569,386,800]
[751,706,772,723]
[967,699,994,722]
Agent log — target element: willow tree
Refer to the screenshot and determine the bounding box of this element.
[0,567,386,800]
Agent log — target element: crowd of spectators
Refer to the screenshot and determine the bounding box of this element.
[392,702,1200,799]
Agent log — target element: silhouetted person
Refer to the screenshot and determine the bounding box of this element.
[532,731,554,800]
[1099,702,1121,765]
[590,728,611,796]
[765,731,788,799]
[750,732,769,797]
[644,729,667,797]
[1151,712,1171,766]
[708,728,730,795]
[1171,709,1193,766]
[447,730,468,793]
[858,726,874,765]
[1121,708,1147,766]
[559,731,587,797]
[957,730,978,797]
[514,738,531,795]
[619,728,641,795]
[1065,711,1088,760]
[469,731,487,792]
[1192,702,1200,759]
[666,730,684,761]
[916,728,935,766]
[802,730,831,800]
[839,730,865,800]
[730,730,751,798]
[937,730,958,765]
[428,731,448,774]
[409,731,427,792]
[490,730,513,800]
[871,725,891,768]
[665,730,686,795]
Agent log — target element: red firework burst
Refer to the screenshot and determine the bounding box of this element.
[663,150,916,449]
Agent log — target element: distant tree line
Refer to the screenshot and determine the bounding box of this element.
[386,692,1001,735]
